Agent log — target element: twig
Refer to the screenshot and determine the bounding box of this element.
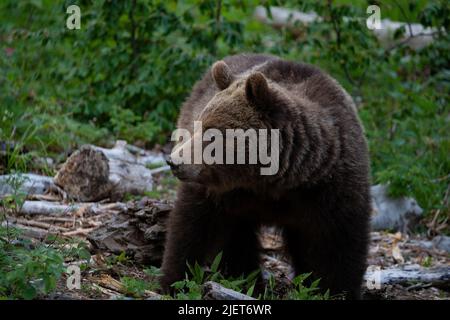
[405,282,433,291]
[36,216,76,223]
[427,184,450,237]
[63,227,96,237]
[12,218,70,232]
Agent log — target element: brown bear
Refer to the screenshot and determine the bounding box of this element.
[160,53,371,299]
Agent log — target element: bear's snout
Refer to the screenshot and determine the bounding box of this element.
[166,154,202,182]
[165,155,184,179]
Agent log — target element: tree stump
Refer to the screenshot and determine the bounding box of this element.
[54,141,155,202]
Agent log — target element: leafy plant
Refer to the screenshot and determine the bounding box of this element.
[170,252,259,299]
[0,175,92,299]
[0,224,95,299]
[286,273,330,300]
[120,277,154,297]
[0,237,65,300]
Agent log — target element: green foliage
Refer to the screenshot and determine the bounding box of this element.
[146,161,166,170]
[62,239,91,264]
[0,224,91,299]
[261,273,277,300]
[169,252,327,300]
[144,265,164,277]
[421,256,433,268]
[0,174,91,299]
[0,0,265,148]
[0,174,28,214]
[276,0,449,221]
[105,251,131,267]
[121,276,159,297]
[286,273,330,300]
[0,234,65,300]
[170,252,259,300]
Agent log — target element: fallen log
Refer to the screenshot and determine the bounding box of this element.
[14,200,125,216]
[364,265,450,289]
[0,173,56,196]
[254,6,320,29]
[90,283,122,299]
[122,141,166,167]
[92,140,165,167]
[27,194,62,202]
[202,281,256,300]
[254,6,439,50]
[370,184,423,233]
[1,221,52,240]
[409,235,450,254]
[54,141,157,202]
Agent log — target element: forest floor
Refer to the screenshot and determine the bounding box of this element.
[38,169,449,300]
[46,224,450,300]
[2,156,449,300]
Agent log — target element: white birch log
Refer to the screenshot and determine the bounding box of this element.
[1,221,51,240]
[16,200,126,216]
[0,173,56,196]
[364,265,450,289]
[20,200,81,215]
[202,281,256,300]
[370,184,423,233]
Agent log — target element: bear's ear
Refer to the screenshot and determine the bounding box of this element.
[245,72,270,108]
[212,61,234,90]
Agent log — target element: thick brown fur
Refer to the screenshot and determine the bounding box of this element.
[160,54,371,299]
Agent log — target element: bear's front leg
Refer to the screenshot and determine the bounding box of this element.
[160,183,216,293]
[220,220,261,278]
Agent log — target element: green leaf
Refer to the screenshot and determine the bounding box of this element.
[210,251,222,273]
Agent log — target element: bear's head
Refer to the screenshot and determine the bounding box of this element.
[168,60,286,192]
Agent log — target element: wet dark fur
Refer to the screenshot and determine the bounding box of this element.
[160,54,371,299]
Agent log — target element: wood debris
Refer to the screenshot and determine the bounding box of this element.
[87,197,172,265]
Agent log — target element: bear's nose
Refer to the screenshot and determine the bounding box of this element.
[165,155,189,180]
[165,154,180,172]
